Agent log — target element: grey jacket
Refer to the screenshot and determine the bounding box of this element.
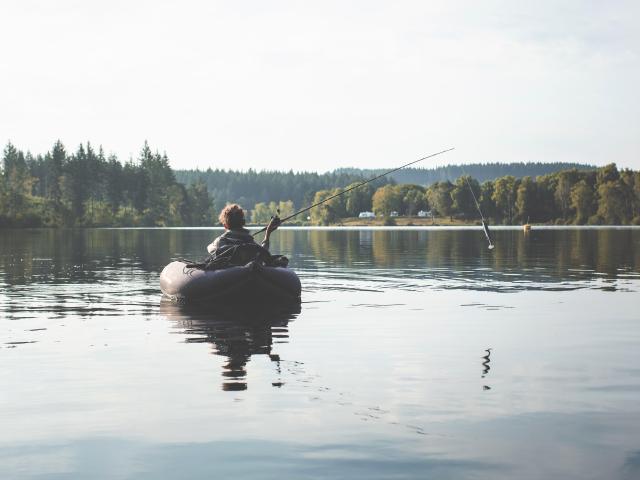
[207,228,269,255]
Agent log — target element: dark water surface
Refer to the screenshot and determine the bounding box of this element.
[1,227,639,479]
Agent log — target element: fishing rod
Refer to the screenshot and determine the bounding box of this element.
[463,173,494,250]
[251,147,455,237]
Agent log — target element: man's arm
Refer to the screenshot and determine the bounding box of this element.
[207,236,220,254]
[261,216,281,250]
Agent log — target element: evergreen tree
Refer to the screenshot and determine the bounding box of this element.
[1,139,638,227]
[48,140,66,216]
[166,183,191,226]
[62,144,91,223]
[105,154,123,213]
[122,159,147,213]
[139,142,176,224]
[187,179,213,225]
[1,142,35,222]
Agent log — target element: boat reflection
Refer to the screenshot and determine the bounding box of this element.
[160,300,301,391]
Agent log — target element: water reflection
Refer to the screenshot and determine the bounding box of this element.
[622,451,640,480]
[1,227,639,293]
[481,348,492,378]
[302,228,640,292]
[1,227,640,480]
[160,301,300,391]
[482,348,492,391]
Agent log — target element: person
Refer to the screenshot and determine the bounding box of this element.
[207,204,281,255]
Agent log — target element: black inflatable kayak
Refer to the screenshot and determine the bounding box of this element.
[160,260,301,304]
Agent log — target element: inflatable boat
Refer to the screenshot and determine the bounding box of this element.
[160,260,301,304]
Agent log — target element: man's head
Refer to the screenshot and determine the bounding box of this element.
[219,204,245,229]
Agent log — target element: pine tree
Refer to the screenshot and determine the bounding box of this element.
[49,141,66,214]
[1,142,36,222]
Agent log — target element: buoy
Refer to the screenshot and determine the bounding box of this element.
[523,224,531,232]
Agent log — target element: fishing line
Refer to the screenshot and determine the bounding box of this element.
[462,169,494,250]
[251,147,455,237]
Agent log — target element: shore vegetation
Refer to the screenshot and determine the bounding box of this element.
[1,141,638,227]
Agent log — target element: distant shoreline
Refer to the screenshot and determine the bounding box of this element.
[3,141,637,228]
[4,219,640,229]
[329,217,480,227]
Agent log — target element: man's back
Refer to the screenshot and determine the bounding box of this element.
[207,228,257,255]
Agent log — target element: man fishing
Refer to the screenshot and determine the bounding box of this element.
[207,204,281,255]
[161,148,462,303]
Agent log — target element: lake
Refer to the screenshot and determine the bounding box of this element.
[1,227,639,479]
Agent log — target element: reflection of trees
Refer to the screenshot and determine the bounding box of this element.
[300,228,640,289]
[0,228,205,285]
[268,229,298,261]
[307,230,365,267]
[1,227,639,293]
[160,302,300,391]
[0,228,306,285]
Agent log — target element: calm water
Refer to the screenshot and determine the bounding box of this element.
[1,227,640,479]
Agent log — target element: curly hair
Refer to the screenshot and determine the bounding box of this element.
[219,204,246,229]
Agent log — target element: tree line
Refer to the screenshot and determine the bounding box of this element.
[174,168,378,214]
[0,140,378,227]
[0,141,215,227]
[1,140,638,227]
[176,162,593,209]
[335,161,594,185]
[309,164,640,225]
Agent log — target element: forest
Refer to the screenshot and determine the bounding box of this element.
[309,165,640,225]
[0,140,376,227]
[174,168,380,215]
[1,140,639,227]
[334,161,594,186]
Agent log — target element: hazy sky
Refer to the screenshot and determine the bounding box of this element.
[1,0,638,171]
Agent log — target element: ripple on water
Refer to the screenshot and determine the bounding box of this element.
[1,228,640,480]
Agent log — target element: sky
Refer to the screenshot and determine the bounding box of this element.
[0,0,638,172]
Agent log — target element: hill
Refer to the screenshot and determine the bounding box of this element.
[174,162,595,210]
[174,169,386,212]
[334,162,595,186]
